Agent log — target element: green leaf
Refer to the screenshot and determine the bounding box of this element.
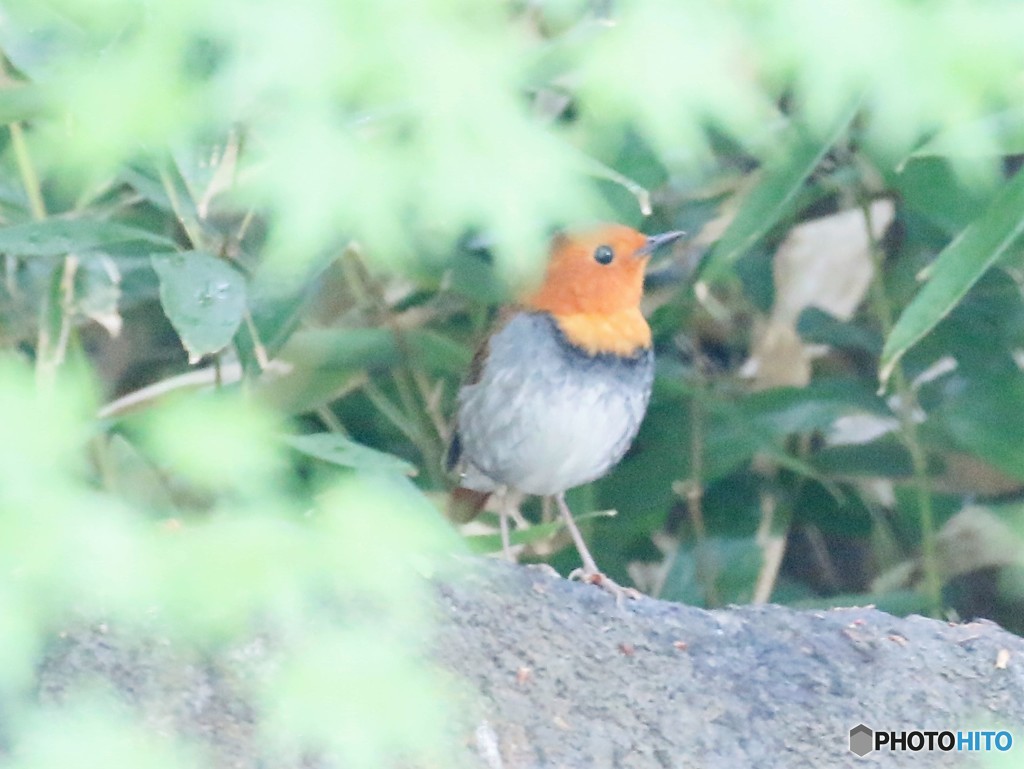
[660,537,762,606]
[880,169,1024,385]
[912,107,1024,159]
[892,158,990,236]
[152,251,247,362]
[0,85,47,125]
[283,328,471,377]
[812,437,914,478]
[261,328,471,415]
[935,363,1024,482]
[726,379,891,440]
[701,104,859,281]
[0,219,176,256]
[794,481,873,538]
[243,254,335,364]
[797,307,882,355]
[283,433,417,476]
[698,380,891,485]
[72,255,121,336]
[790,589,930,615]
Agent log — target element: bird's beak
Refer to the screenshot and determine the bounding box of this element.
[637,230,686,256]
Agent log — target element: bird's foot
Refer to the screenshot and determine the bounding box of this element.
[525,562,561,579]
[568,567,644,605]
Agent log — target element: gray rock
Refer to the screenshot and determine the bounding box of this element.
[30,560,1024,768]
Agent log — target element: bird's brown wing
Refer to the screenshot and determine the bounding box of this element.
[466,306,521,383]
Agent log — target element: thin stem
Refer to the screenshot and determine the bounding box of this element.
[410,366,449,445]
[91,434,117,493]
[753,488,788,604]
[242,310,270,371]
[234,208,256,247]
[159,165,202,249]
[574,146,652,216]
[686,380,719,607]
[36,254,78,389]
[362,378,427,447]
[10,122,45,220]
[862,200,942,618]
[11,118,56,383]
[315,406,347,435]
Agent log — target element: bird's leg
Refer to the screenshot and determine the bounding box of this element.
[500,510,512,562]
[507,498,529,530]
[498,488,514,561]
[555,491,600,574]
[555,492,641,602]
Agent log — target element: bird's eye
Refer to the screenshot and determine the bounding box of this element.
[593,244,614,265]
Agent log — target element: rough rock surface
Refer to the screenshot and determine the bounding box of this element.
[34,560,1024,768]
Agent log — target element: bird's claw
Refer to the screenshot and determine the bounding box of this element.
[568,568,643,604]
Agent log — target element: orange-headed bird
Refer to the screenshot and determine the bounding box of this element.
[447,224,684,595]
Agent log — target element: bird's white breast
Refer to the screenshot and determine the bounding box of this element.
[454,312,654,496]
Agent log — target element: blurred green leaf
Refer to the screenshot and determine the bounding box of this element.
[152,251,247,362]
[244,256,335,364]
[144,392,280,489]
[660,537,762,606]
[790,589,931,615]
[104,433,177,515]
[797,307,882,356]
[283,328,470,378]
[263,627,454,769]
[913,108,1024,159]
[812,438,913,478]
[0,84,48,124]
[701,105,859,281]
[893,158,990,235]
[936,363,1024,481]
[739,379,892,434]
[283,433,416,476]
[705,380,892,476]
[881,169,1024,384]
[7,703,196,769]
[794,479,873,537]
[0,219,176,256]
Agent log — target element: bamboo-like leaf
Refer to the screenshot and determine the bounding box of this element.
[701,103,860,281]
[283,433,417,476]
[880,169,1024,385]
[0,219,176,256]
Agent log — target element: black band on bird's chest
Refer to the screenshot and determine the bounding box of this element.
[535,312,653,373]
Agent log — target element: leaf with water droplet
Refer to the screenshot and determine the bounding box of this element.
[152,251,247,363]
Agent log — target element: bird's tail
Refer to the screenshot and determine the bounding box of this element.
[447,486,491,523]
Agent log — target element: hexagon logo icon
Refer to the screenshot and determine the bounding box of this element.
[849,724,873,756]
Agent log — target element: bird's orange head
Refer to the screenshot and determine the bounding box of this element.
[522,224,684,357]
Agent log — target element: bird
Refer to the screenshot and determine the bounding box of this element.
[446,223,685,595]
